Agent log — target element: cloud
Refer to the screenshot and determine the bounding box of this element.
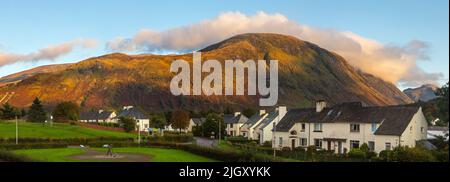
[107,11,443,87]
[0,39,97,67]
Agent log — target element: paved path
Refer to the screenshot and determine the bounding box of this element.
[194,137,218,148]
[69,148,151,162]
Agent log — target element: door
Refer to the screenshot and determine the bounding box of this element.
[338,141,342,154]
[291,139,296,149]
[327,141,331,150]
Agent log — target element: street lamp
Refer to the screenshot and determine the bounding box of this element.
[15,115,18,145]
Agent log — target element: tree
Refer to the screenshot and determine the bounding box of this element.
[52,101,80,122]
[242,108,256,118]
[150,113,167,129]
[119,116,136,133]
[201,113,225,138]
[27,97,47,123]
[170,109,190,132]
[0,103,21,120]
[436,82,449,125]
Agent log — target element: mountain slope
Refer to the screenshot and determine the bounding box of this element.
[403,84,439,102]
[0,33,412,111]
[0,63,72,87]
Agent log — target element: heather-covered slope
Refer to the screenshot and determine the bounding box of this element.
[0,33,412,111]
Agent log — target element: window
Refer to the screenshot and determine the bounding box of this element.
[299,138,307,147]
[314,139,322,148]
[385,142,391,151]
[368,141,375,151]
[230,123,234,128]
[410,126,413,133]
[279,137,283,146]
[371,123,377,133]
[314,123,322,132]
[144,124,148,128]
[421,127,424,134]
[350,124,360,132]
[301,123,306,132]
[290,130,297,135]
[350,140,360,149]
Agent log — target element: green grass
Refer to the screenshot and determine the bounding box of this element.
[94,147,218,162]
[14,148,85,162]
[0,121,135,139]
[13,147,218,162]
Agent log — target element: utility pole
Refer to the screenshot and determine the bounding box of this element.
[15,115,18,145]
[217,119,221,146]
[138,123,141,147]
[273,121,276,158]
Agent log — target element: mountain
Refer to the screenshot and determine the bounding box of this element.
[403,84,439,102]
[0,63,72,87]
[0,33,413,111]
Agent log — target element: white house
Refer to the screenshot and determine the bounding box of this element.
[224,112,248,137]
[115,106,150,132]
[79,110,116,123]
[239,110,268,139]
[187,118,206,132]
[253,106,287,144]
[273,101,428,153]
[427,126,449,140]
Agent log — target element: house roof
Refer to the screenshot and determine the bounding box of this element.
[80,110,114,120]
[223,114,248,124]
[117,107,148,119]
[274,102,420,136]
[255,111,279,129]
[240,113,266,129]
[191,118,206,125]
[428,126,449,131]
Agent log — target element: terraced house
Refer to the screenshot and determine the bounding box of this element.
[273,101,428,153]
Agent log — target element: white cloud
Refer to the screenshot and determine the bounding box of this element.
[0,39,97,67]
[107,11,443,87]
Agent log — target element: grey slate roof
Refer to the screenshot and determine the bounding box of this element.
[241,113,266,129]
[191,118,206,125]
[80,110,114,120]
[223,114,248,124]
[117,107,148,119]
[255,111,279,129]
[274,102,420,136]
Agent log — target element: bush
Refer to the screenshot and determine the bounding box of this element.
[380,146,436,162]
[0,150,38,162]
[348,148,365,159]
[119,116,136,133]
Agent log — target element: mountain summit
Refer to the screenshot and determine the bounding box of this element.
[0,33,412,111]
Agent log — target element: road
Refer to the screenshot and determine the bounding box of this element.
[194,137,218,148]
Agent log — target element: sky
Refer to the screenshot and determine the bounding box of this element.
[0,0,448,89]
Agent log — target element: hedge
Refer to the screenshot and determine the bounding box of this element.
[0,150,39,162]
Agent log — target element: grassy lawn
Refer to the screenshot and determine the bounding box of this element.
[14,148,85,162]
[94,147,218,162]
[0,121,135,139]
[13,147,218,162]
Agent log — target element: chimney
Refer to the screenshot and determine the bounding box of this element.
[234,112,241,117]
[316,100,327,112]
[278,105,287,117]
[259,110,266,116]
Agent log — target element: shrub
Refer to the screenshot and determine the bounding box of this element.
[119,116,136,133]
[348,148,365,159]
[0,150,38,162]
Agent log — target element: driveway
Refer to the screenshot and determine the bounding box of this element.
[194,137,218,147]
